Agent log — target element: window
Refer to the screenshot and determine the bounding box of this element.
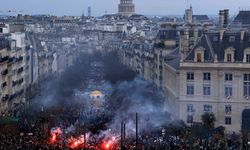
[229,36,235,42]
[227,53,232,62]
[187,84,194,95]
[225,117,231,125]
[203,84,211,96]
[246,54,250,63]
[225,105,232,114]
[204,105,212,112]
[187,72,194,80]
[225,73,233,81]
[197,53,202,62]
[187,104,194,112]
[203,72,211,81]
[187,115,193,123]
[244,74,250,96]
[225,85,233,96]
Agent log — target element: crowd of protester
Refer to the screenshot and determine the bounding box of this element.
[0,106,244,150]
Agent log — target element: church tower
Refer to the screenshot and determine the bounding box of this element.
[118,0,135,17]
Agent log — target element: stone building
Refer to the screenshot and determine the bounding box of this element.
[0,32,29,112]
[164,29,250,133]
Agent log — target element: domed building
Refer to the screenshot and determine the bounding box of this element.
[89,90,105,109]
[118,0,135,17]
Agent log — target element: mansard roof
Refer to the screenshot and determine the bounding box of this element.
[156,29,178,40]
[184,31,250,62]
[234,11,250,25]
[164,48,180,70]
[193,15,209,21]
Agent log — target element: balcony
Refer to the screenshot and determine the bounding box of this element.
[8,57,15,64]
[17,67,24,74]
[1,94,9,102]
[0,56,9,64]
[16,56,23,63]
[12,78,24,86]
[1,82,7,88]
[1,69,8,76]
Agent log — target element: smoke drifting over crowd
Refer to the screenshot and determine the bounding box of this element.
[102,51,136,84]
[27,50,172,149]
[107,78,171,135]
[32,52,92,108]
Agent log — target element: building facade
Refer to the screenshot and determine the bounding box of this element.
[164,29,250,133]
[0,32,29,112]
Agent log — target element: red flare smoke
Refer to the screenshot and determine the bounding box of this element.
[68,135,85,149]
[102,136,118,150]
[49,127,62,144]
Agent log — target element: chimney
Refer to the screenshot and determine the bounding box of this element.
[183,28,189,55]
[193,28,199,44]
[219,10,225,28]
[219,29,225,42]
[240,30,245,41]
[219,9,229,28]
[214,54,218,63]
[223,9,229,27]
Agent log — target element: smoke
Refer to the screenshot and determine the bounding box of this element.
[30,52,93,110]
[29,50,173,141]
[106,77,172,137]
[102,51,136,84]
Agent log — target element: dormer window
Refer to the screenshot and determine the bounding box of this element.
[246,54,250,63]
[194,47,205,62]
[197,53,202,62]
[224,47,235,63]
[243,48,250,63]
[227,53,232,62]
[229,36,235,42]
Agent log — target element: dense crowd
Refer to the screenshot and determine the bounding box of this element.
[0,107,244,150]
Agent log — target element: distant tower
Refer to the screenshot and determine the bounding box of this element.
[185,6,193,24]
[81,10,85,21]
[88,6,91,17]
[118,0,135,17]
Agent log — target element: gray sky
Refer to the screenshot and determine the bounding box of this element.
[0,0,250,16]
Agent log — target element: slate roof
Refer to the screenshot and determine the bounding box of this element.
[164,48,180,70]
[184,31,250,63]
[156,29,178,40]
[193,15,209,21]
[234,11,250,25]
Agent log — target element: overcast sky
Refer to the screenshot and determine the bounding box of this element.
[0,0,250,16]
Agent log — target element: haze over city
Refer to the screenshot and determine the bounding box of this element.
[0,0,250,16]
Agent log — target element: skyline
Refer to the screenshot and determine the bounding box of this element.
[0,0,250,16]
